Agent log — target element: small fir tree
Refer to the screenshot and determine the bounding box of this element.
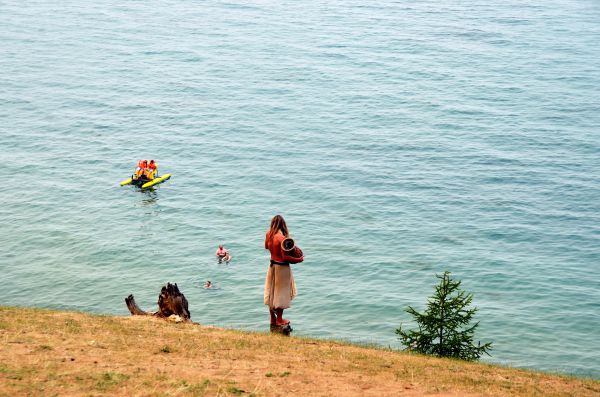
[396,271,492,361]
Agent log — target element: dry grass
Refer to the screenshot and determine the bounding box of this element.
[0,306,598,396]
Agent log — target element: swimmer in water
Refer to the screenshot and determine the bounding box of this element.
[204,280,212,289]
[216,244,232,263]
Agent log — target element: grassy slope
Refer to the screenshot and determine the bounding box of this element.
[0,307,598,396]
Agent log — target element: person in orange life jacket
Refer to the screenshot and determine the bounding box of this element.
[147,159,158,179]
[134,160,147,180]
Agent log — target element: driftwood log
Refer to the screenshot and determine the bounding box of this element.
[125,282,190,323]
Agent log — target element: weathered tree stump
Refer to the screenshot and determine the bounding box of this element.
[125,282,190,322]
[270,323,293,336]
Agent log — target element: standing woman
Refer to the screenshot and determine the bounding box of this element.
[264,215,297,326]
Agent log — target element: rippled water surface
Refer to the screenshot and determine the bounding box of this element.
[1,0,599,378]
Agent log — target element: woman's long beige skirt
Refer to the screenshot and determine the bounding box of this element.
[264,263,297,309]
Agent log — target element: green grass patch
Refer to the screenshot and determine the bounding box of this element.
[227,386,245,395]
[159,345,175,353]
[95,372,130,391]
[0,365,37,381]
[63,319,82,334]
[182,379,210,395]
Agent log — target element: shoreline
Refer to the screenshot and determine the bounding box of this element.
[1,306,598,396]
[7,303,593,379]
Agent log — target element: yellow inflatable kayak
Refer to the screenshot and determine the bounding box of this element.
[120,177,133,186]
[119,173,172,189]
[141,173,171,189]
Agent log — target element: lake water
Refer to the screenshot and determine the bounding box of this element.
[1,0,599,378]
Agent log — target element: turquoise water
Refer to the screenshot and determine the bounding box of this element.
[1,0,599,378]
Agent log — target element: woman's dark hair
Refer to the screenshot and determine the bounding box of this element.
[267,215,289,242]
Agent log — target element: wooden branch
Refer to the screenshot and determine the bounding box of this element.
[125,294,154,316]
[125,282,190,322]
[157,283,190,320]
